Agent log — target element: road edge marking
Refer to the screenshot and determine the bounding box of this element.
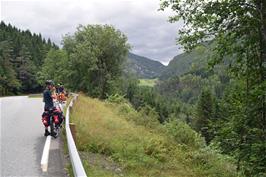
[41,135,51,172]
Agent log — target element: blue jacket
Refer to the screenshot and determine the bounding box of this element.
[43,89,53,110]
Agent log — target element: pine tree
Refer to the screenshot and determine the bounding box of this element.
[195,89,214,144]
[0,41,21,95]
[16,45,38,92]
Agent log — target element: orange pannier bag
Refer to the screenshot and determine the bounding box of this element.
[58,93,66,101]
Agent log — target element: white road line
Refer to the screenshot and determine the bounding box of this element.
[41,136,51,172]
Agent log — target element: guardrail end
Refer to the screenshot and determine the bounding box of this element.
[41,164,48,172]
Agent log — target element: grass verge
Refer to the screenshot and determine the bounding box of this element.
[70,94,239,177]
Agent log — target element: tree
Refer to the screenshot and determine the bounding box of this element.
[195,89,214,144]
[62,24,130,98]
[0,41,20,95]
[213,81,250,172]
[160,0,266,174]
[38,49,68,85]
[15,45,38,92]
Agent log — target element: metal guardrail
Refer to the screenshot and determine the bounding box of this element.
[66,94,87,177]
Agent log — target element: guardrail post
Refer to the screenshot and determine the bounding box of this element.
[69,123,77,144]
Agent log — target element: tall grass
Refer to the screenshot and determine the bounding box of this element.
[139,79,158,87]
[70,94,239,177]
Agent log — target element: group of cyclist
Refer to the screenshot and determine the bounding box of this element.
[42,80,67,137]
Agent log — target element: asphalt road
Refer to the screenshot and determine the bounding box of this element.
[0,96,65,177]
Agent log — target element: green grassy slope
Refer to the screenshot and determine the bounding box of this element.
[70,95,238,177]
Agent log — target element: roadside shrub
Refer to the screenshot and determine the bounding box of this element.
[117,103,135,115]
[165,119,205,149]
[106,94,127,104]
[143,137,169,162]
[188,146,238,177]
[137,105,161,128]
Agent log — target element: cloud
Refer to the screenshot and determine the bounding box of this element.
[1,0,183,64]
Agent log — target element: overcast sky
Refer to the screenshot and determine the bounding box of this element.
[1,0,183,65]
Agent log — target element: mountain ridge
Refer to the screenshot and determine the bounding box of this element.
[159,45,210,79]
[125,52,166,79]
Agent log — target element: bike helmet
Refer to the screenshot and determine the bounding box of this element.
[45,80,54,86]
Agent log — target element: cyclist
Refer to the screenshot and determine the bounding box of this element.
[42,80,55,136]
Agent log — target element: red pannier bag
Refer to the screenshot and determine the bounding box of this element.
[53,108,64,125]
[42,111,50,127]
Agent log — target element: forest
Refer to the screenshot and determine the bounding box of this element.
[0,21,58,95]
[1,0,265,176]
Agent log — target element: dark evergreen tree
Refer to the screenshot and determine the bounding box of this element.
[15,45,38,92]
[195,89,214,144]
[0,41,20,95]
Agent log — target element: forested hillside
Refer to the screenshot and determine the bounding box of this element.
[157,42,229,104]
[0,21,57,95]
[125,52,165,78]
[160,44,210,79]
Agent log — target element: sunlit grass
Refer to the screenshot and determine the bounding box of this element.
[139,79,158,87]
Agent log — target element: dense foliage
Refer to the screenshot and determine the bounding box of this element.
[38,24,130,99]
[160,0,266,175]
[0,21,57,95]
